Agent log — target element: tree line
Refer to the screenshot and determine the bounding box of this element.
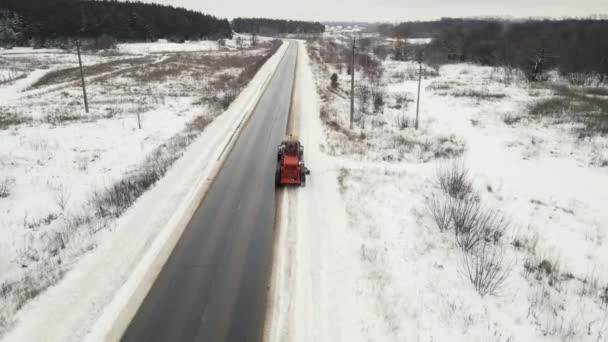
[383,18,608,85]
[0,1,327,49]
[232,17,325,35]
[0,0,232,48]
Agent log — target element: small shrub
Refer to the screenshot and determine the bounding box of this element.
[461,241,511,296]
[523,253,562,287]
[337,168,349,193]
[0,176,16,198]
[219,89,239,110]
[396,115,409,130]
[437,161,473,199]
[528,84,608,136]
[427,195,452,232]
[186,115,212,133]
[580,272,600,297]
[330,73,339,89]
[450,89,506,100]
[47,182,71,211]
[0,111,29,129]
[451,199,508,252]
[503,115,523,125]
[372,89,385,113]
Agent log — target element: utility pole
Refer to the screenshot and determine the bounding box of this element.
[415,58,422,130]
[350,37,355,129]
[76,41,89,113]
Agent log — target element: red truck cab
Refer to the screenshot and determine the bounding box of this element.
[275,137,310,187]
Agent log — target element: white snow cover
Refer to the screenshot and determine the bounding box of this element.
[1,41,288,342]
[116,34,270,54]
[267,40,608,341]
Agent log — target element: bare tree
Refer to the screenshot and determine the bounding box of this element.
[47,182,71,211]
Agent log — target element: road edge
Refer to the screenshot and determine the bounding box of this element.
[262,40,302,342]
[87,41,291,342]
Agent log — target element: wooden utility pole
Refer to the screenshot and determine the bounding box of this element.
[415,60,422,130]
[350,38,355,129]
[76,41,89,113]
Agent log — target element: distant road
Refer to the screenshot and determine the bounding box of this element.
[121,42,298,342]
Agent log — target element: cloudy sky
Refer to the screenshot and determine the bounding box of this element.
[138,0,608,22]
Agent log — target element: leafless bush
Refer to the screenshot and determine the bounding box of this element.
[47,182,71,211]
[437,161,473,199]
[585,87,608,97]
[90,135,184,218]
[337,168,349,193]
[357,83,372,114]
[426,195,452,232]
[219,89,239,110]
[0,68,25,84]
[528,84,608,136]
[490,66,527,85]
[372,88,385,113]
[0,110,30,129]
[461,241,511,296]
[523,253,564,288]
[396,115,410,130]
[426,80,462,92]
[200,40,281,111]
[84,34,117,51]
[449,89,506,100]
[0,259,65,335]
[89,114,210,218]
[451,199,508,252]
[503,115,523,125]
[186,115,212,132]
[540,315,579,342]
[0,176,16,198]
[565,72,596,87]
[330,73,339,89]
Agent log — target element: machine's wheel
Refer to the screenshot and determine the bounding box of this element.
[300,171,306,187]
[275,165,281,187]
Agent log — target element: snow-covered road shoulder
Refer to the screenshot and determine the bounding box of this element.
[3,41,289,342]
[265,40,356,342]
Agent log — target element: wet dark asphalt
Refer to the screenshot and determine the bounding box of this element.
[121,42,297,342]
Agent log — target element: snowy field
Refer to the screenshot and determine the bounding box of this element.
[0,36,281,337]
[268,38,608,342]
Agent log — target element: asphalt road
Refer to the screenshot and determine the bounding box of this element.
[121,42,297,342]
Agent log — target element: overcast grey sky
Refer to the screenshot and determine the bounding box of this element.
[140,0,608,22]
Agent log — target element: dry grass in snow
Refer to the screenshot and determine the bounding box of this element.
[300,34,608,342]
[0,38,280,336]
